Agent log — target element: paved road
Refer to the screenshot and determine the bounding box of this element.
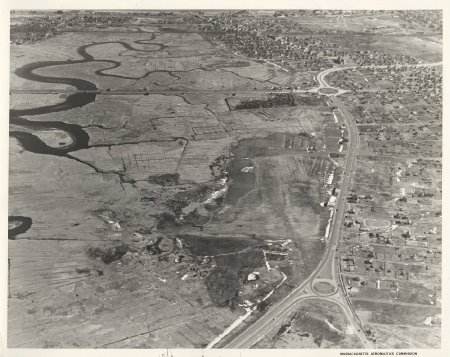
[224,67,365,349]
[316,61,443,94]
[328,94,367,342]
[222,59,443,349]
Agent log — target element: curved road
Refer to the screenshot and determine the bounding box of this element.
[316,61,443,94]
[223,65,365,349]
[222,60,442,349]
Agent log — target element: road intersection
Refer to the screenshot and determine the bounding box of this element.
[223,60,442,349]
[224,66,368,349]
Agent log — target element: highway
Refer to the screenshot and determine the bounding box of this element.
[222,59,443,349]
[223,66,366,349]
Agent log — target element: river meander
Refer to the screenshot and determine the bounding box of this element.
[9,34,167,236]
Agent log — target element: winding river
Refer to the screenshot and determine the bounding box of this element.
[9,32,167,236]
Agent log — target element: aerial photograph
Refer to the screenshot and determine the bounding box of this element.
[7,8,442,350]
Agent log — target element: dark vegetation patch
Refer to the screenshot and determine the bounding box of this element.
[257,300,270,312]
[209,154,230,179]
[294,94,327,106]
[205,248,265,307]
[150,179,220,231]
[156,211,177,229]
[146,236,164,255]
[147,173,179,186]
[276,323,291,336]
[208,59,251,69]
[223,60,251,67]
[166,184,211,215]
[160,27,190,33]
[75,268,104,276]
[234,93,295,110]
[8,215,32,239]
[265,253,287,261]
[178,209,210,226]
[204,267,240,308]
[276,312,298,336]
[225,158,255,205]
[87,243,129,264]
[314,335,324,347]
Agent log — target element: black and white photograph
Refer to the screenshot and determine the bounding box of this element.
[1,1,447,355]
